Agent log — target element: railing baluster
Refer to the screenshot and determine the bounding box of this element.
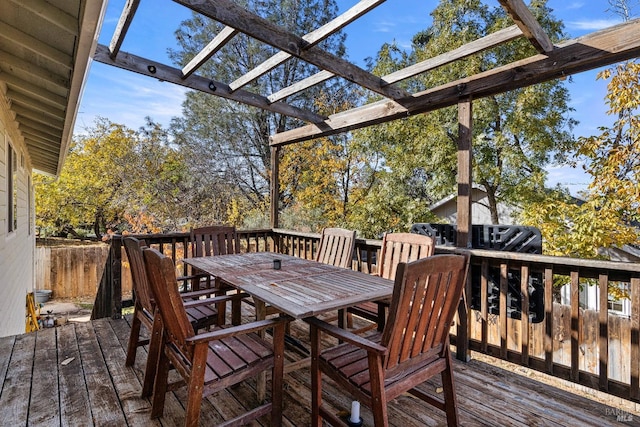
[521,264,530,365]
[631,277,640,400]
[570,270,580,382]
[480,260,489,354]
[544,267,554,374]
[598,273,609,392]
[500,262,508,360]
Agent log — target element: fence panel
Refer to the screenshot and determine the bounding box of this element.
[35,242,110,298]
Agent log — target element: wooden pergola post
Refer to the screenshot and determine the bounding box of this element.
[456,96,473,361]
[457,97,473,248]
[270,145,280,229]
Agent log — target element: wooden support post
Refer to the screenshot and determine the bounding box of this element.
[270,145,280,229]
[91,237,122,320]
[457,97,473,248]
[456,97,472,362]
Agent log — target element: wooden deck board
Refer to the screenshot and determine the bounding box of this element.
[113,315,201,427]
[56,324,93,426]
[1,333,35,424]
[91,318,160,426]
[76,321,127,425]
[0,335,16,395]
[29,328,60,427]
[1,315,639,426]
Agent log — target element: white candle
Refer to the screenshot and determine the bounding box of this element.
[350,400,360,423]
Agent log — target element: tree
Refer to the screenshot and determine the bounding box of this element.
[35,119,138,238]
[278,90,370,231]
[35,119,193,237]
[169,0,346,226]
[349,0,576,235]
[520,0,640,260]
[578,62,640,226]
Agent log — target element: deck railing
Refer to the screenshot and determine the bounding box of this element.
[93,228,640,403]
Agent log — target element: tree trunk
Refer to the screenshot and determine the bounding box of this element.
[485,186,500,224]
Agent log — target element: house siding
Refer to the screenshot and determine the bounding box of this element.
[430,187,519,225]
[0,105,36,337]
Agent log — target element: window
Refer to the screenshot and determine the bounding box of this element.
[6,140,17,233]
[608,299,624,313]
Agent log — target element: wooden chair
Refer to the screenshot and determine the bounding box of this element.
[143,247,289,427]
[187,225,240,290]
[315,227,357,329]
[308,253,470,427]
[190,225,239,256]
[123,237,236,397]
[315,227,356,268]
[347,232,435,331]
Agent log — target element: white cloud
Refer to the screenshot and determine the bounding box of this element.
[75,63,188,134]
[566,18,622,31]
[566,2,585,10]
[373,19,396,33]
[545,163,591,195]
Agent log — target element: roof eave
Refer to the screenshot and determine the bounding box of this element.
[53,0,107,176]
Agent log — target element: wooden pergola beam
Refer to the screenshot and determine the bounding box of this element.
[181,26,238,79]
[229,0,386,92]
[268,24,522,103]
[382,25,523,85]
[271,18,640,145]
[498,0,554,53]
[108,0,141,59]
[173,0,409,101]
[268,70,335,103]
[274,11,525,136]
[93,44,327,124]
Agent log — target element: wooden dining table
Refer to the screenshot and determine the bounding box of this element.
[183,252,393,320]
[183,252,393,402]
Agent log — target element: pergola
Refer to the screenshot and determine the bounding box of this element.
[95,0,640,247]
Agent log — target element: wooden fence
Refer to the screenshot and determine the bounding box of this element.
[35,242,111,298]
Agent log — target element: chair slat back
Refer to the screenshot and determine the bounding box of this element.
[382,254,469,372]
[143,247,195,354]
[190,225,239,257]
[123,237,154,313]
[378,233,435,280]
[315,227,356,269]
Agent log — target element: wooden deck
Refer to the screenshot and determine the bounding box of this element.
[1,313,639,426]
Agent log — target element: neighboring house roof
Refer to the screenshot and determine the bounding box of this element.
[428,184,520,225]
[428,184,489,212]
[0,0,106,175]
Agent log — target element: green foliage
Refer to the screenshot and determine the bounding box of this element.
[520,58,640,261]
[579,62,640,226]
[169,0,346,224]
[35,119,199,237]
[346,0,575,236]
[36,119,137,237]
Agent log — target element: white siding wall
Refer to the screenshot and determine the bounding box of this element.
[0,106,36,337]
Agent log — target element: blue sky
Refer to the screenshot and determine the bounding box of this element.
[76,0,628,194]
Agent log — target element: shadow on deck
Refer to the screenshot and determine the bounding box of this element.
[1,313,639,426]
